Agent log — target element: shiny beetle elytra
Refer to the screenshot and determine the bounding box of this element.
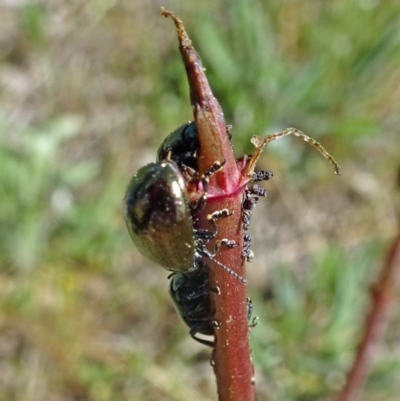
[169,263,256,346]
[124,161,194,271]
[123,159,247,282]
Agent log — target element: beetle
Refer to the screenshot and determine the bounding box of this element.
[169,262,256,346]
[157,121,274,262]
[157,121,200,170]
[123,159,247,282]
[124,122,272,345]
[156,121,232,169]
[124,121,275,277]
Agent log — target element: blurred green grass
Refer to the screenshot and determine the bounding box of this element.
[1,0,400,400]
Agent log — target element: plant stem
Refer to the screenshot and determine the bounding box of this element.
[161,9,255,401]
[335,233,400,401]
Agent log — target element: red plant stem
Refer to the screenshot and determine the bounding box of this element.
[161,9,255,401]
[160,10,239,187]
[335,233,400,401]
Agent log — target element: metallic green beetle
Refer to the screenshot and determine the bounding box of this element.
[124,160,195,271]
[124,159,246,281]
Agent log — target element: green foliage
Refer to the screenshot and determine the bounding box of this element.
[19,3,47,48]
[191,0,399,161]
[251,248,376,400]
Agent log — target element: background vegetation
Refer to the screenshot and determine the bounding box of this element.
[1,0,400,400]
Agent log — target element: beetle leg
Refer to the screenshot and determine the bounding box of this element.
[194,209,248,283]
[194,208,232,241]
[241,184,269,259]
[190,330,215,347]
[247,297,259,328]
[242,233,254,262]
[206,208,232,236]
[226,125,233,141]
[212,320,220,329]
[179,164,197,182]
[202,159,226,181]
[247,184,267,197]
[210,286,221,294]
[252,170,273,182]
[198,159,226,202]
[190,160,227,212]
[212,239,237,256]
[249,317,260,328]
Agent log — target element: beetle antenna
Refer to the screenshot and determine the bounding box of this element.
[199,249,247,284]
[251,128,341,175]
[210,257,248,284]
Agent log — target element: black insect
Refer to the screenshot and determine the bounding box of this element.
[157,121,200,170]
[156,121,232,170]
[125,121,272,345]
[157,121,273,247]
[169,262,256,346]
